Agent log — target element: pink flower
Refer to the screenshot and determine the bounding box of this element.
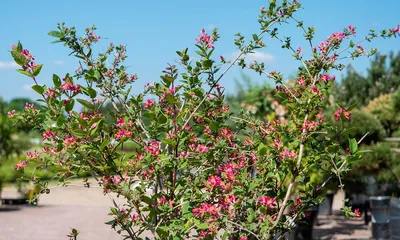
[342,109,351,120]
[192,203,220,218]
[116,118,125,127]
[196,144,209,153]
[42,130,56,142]
[15,161,28,171]
[348,25,356,35]
[296,77,306,86]
[112,176,121,185]
[45,89,56,99]
[316,112,324,122]
[60,82,81,93]
[207,175,222,188]
[179,151,190,158]
[319,74,335,82]
[356,45,365,52]
[354,208,361,218]
[115,130,132,140]
[89,32,100,42]
[143,99,155,109]
[334,108,351,121]
[105,69,114,77]
[26,151,40,160]
[318,41,331,54]
[196,29,214,49]
[64,135,77,147]
[328,32,346,42]
[280,148,296,160]
[296,46,302,56]
[7,110,16,117]
[309,85,320,94]
[11,44,15,50]
[334,108,342,120]
[25,102,36,111]
[391,25,400,37]
[258,196,277,209]
[144,141,161,157]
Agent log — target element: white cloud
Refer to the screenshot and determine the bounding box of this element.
[206,24,217,31]
[0,61,18,69]
[23,84,33,91]
[231,50,275,63]
[53,60,64,65]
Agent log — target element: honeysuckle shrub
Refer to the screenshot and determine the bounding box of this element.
[8,1,399,239]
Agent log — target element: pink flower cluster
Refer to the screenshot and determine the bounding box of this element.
[26,151,40,160]
[391,25,399,37]
[280,148,296,160]
[25,102,36,112]
[328,32,346,43]
[302,120,319,132]
[11,45,38,72]
[206,175,223,189]
[15,160,28,171]
[143,99,155,109]
[42,130,57,142]
[7,110,16,117]
[115,129,132,140]
[196,29,214,49]
[258,196,277,209]
[60,81,81,94]
[192,203,220,218]
[319,74,335,82]
[144,141,161,157]
[64,135,77,147]
[348,25,356,35]
[334,108,351,121]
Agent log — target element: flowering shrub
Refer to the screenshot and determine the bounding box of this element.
[9,1,398,239]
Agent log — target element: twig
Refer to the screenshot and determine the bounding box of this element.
[181,20,279,130]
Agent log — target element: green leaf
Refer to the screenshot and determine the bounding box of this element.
[16,69,32,77]
[258,143,267,155]
[48,30,62,38]
[16,42,23,52]
[11,51,28,66]
[248,208,255,222]
[53,74,61,87]
[346,100,360,111]
[349,138,358,154]
[100,139,109,151]
[65,99,75,112]
[56,115,65,127]
[157,113,168,124]
[32,64,43,77]
[197,223,208,230]
[77,99,95,110]
[87,87,97,98]
[32,85,45,95]
[202,59,213,68]
[162,138,176,147]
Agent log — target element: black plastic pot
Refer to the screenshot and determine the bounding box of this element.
[370,196,391,240]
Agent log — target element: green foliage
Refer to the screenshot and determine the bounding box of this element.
[352,142,400,184]
[327,108,385,145]
[334,52,400,107]
[8,0,397,238]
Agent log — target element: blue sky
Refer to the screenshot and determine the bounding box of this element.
[0,0,399,101]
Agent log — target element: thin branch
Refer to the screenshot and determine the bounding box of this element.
[181,20,279,130]
[226,220,260,240]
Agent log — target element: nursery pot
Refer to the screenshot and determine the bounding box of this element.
[370,196,391,240]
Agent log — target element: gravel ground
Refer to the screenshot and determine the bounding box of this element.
[0,181,123,240]
[0,182,371,240]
